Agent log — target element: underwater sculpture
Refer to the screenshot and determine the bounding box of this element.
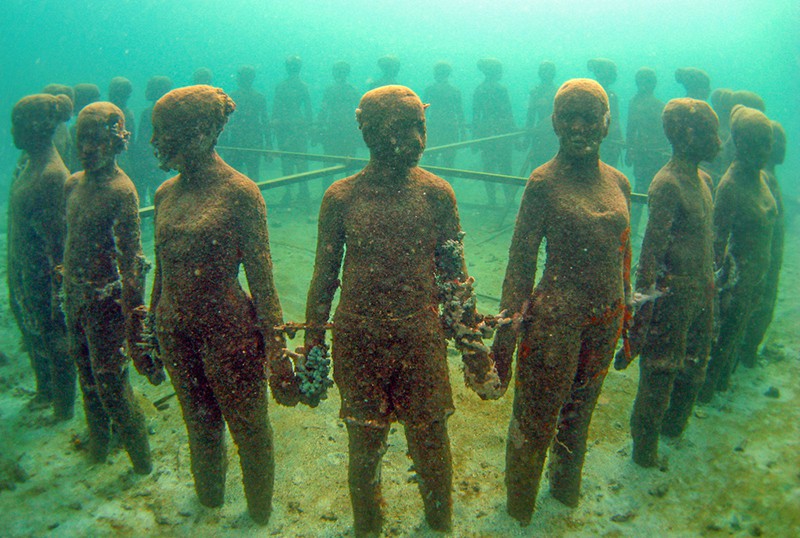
[736,121,786,367]
[108,77,136,172]
[272,55,313,202]
[133,75,172,202]
[191,67,214,86]
[63,102,158,473]
[303,85,499,536]
[8,93,75,421]
[225,65,270,183]
[317,61,362,159]
[675,67,711,101]
[40,84,76,165]
[67,84,102,172]
[523,60,559,172]
[423,61,465,168]
[698,105,777,402]
[367,54,401,90]
[148,85,285,525]
[615,98,720,467]
[588,58,624,168]
[491,78,632,525]
[472,57,517,206]
[625,67,670,238]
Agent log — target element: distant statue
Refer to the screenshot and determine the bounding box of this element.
[303,85,496,536]
[698,105,777,402]
[191,67,214,85]
[40,84,75,164]
[317,61,361,158]
[522,60,559,172]
[367,54,401,89]
[675,67,711,101]
[134,75,172,203]
[226,65,270,182]
[588,58,624,167]
[149,85,285,525]
[472,58,517,206]
[108,77,136,172]
[616,98,720,467]
[491,79,632,525]
[272,55,313,203]
[64,102,159,474]
[423,61,465,168]
[67,83,101,172]
[8,93,75,421]
[625,67,670,238]
[736,120,786,367]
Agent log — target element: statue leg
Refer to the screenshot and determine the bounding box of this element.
[346,422,389,538]
[162,329,227,507]
[209,333,274,525]
[506,322,582,525]
[549,320,619,505]
[630,364,676,467]
[47,325,76,422]
[405,418,453,532]
[69,311,110,463]
[86,297,151,474]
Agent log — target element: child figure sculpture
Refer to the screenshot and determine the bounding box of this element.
[616,98,720,467]
[304,85,497,536]
[492,79,632,525]
[149,85,285,524]
[63,102,159,473]
[8,93,75,420]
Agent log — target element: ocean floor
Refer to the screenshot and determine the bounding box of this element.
[0,168,798,537]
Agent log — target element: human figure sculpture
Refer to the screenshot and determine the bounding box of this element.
[588,58,624,167]
[708,89,766,188]
[472,58,517,206]
[736,120,786,367]
[675,67,711,101]
[698,105,777,401]
[191,67,214,86]
[8,93,75,420]
[615,98,720,467]
[625,67,670,238]
[108,77,136,172]
[523,60,559,172]
[367,54,401,89]
[134,75,172,203]
[491,79,632,525]
[707,88,735,185]
[226,65,270,182]
[303,85,496,536]
[67,84,101,172]
[272,55,313,202]
[41,84,75,165]
[63,102,159,473]
[317,61,361,158]
[423,61,465,168]
[149,85,286,525]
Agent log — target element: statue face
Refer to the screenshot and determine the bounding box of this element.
[553,97,609,160]
[77,120,116,172]
[739,132,772,170]
[150,119,183,172]
[366,101,427,169]
[691,120,722,163]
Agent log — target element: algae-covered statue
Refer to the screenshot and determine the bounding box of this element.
[736,121,786,367]
[616,98,720,467]
[491,78,632,525]
[699,105,777,402]
[303,85,498,536]
[8,93,75,421]
[148,85,285,525]
[63,102,158,474]
[588,58,624,168]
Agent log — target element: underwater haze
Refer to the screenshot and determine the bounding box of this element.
[1,0,799,195]
[1,1,800,537]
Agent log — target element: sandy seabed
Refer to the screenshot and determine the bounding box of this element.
[0,172,798,538]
